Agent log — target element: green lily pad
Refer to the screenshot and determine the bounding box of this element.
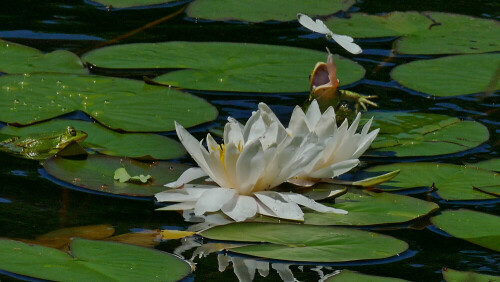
[186,0,355,22]
[303,190,439,226]
[325,12,500,54]
[0,238,191,281]
[431,209,500,252]
[88,0,178,8]
[0,73,217,132]
[366,112,489,157]
[82,42,365,93]
[325,12,431,38]
[325,270,409,282]
[442,268,500,282]
[366,163,499,201]
[469,159,500,172]
[0,119,185,160]
[199,223,408,262]
[43,155,190,197]
[391,54,500,97]
[0,40,87,74]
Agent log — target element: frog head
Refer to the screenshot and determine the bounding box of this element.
[309,47,342,111]
[57,126,88,149]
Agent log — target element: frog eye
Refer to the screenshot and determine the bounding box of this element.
[68,127,77,136]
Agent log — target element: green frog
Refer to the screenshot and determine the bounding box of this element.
[305,47,377,122]
[0,126,88,160]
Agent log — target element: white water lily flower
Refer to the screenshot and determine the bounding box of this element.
[297,13,362,54]
[288,100,379,185]
[156,103,347,222]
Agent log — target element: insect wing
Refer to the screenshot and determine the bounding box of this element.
[332,34,362,54]
[297,13,331,34]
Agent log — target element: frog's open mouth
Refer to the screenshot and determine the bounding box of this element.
[311,63,330,90]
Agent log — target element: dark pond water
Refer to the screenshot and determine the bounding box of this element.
[0,0,499,281]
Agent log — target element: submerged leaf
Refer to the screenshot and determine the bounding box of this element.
[442,268,500,282]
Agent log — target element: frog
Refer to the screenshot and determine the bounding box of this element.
[0,126,88,160]
[305,47,377,123]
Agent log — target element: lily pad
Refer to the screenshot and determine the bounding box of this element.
[0,238,191,281]
[366,112,489,157]
[366,163,499,201]
[0,40,86,74]
[0,73,217,132]
[199,223,408,262]
[303,190,439,226]
[43,155,190,197]
[82,42,365,93]
[391,54,500,97]
[325,270,409,282]
[325,12,500,54]
[88,0,178,8]
[431,209,500,252]
[442,268,500,282]
[186,0,355,22]
[469,159,500,172]
[0,119,185,160]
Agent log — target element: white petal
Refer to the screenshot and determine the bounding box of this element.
[156,201,197,211]
[165,167,208,188]
[221,195,258,222]
[206,133,220,153]
[254,191,304,221]
[155,187,209,202]
[308,159,360,179]
[313,106,336,138]
[224,119,244,147]
[174,122,213,177]
[287,106,310,136]
[223,141,240,187]
[284,192,347,214]
[194,188,237,216]
[305,100,322,128]
[332,33,362,54]
[352,128,379,158]
[236,139,266,194]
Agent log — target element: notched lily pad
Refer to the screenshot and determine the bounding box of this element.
[0,238,191,281]
[43,155,190,197]
[442,268,500,282]
[431,209,500,252]
[0,119,186,160]
[391,54,500,97]
[325,270,409,281]
[186,0,355,22]
[88,0,179,8]
[82,42,365,93]
[0,40,87,74]
[0,73,217,132]
[366,112,489,157]
[367,162,499,201]
[326,12,500,54]
[199,222,408,262]
[304,190,439,226]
